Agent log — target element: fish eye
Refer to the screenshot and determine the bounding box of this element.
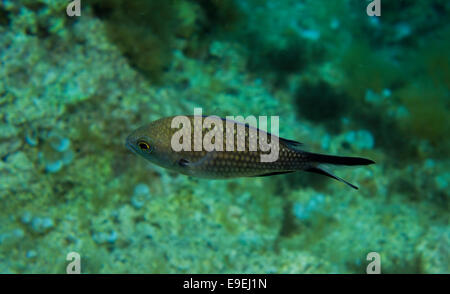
[137,141,151,151]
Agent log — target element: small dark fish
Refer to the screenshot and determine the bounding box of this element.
[126,116,375,189]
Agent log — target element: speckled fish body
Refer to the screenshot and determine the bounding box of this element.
[126,116,375,189]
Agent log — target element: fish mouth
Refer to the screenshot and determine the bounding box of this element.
[125,137,139,155]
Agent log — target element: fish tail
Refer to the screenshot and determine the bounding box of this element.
[303,152,375,166]
[302,152,375,190]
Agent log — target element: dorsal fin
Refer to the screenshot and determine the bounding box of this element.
[279,137,304,149]
[200,116,304,149]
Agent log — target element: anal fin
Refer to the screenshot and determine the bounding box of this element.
[253,170,296,177]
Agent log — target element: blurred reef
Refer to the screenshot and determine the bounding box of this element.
[0,0,448,273]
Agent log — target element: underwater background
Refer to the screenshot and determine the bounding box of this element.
[0,0,448,273]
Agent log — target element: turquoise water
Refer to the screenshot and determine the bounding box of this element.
[0,0,448,273]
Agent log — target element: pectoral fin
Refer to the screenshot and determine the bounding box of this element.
[178,151,216,168]
[178,158,190,167]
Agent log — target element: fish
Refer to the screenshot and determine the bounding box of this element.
[126,115,375,189]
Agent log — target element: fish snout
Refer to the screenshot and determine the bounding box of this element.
[125,135,138,154]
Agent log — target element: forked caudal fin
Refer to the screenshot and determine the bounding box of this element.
[303,152,375,166]
[305,166,359,190]
[303,152,375,190]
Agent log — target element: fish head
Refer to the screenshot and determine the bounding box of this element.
[125,119,178,169]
